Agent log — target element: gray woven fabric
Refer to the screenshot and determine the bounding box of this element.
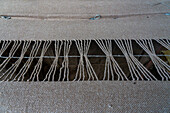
[0,81,169,113]
[0,0,170,40]
[0,14,170,40]
[0,0,169,15]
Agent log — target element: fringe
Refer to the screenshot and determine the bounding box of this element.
[0,39,169,81]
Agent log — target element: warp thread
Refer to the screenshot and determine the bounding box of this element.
[0,39,169,81]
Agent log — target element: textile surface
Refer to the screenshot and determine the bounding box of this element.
[0,0,170,112]
[0,0,170,40]
[0,81,169,113]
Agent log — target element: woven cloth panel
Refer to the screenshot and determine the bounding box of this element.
[0,81,169,112]
[0,0,170,40]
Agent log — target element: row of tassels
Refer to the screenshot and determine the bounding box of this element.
[0,39,169,81]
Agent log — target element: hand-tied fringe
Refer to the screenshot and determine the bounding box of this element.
[0,39,169,81]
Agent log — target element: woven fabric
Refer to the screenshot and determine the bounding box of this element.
[0,81,169,112]
[1,0,169,15]
[0,0,170,40]
[0,15,169,40]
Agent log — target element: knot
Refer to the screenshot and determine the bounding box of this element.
[106,54,112,58]
[20,54,25,59]
[123,52,129,57]
[80,54,84,58]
